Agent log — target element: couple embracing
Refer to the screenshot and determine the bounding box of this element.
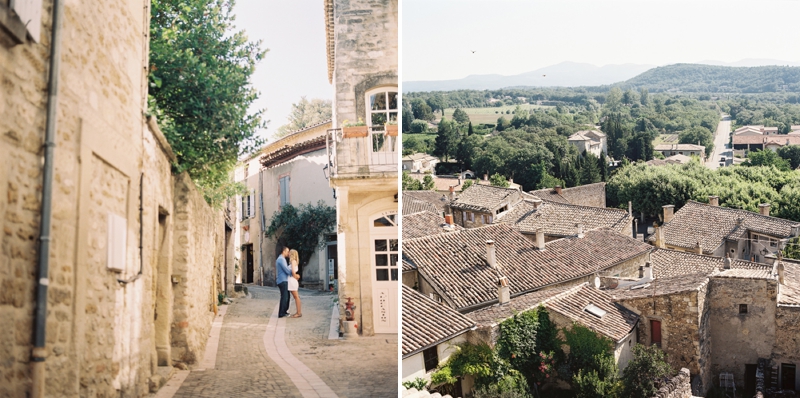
[276,245,302,318]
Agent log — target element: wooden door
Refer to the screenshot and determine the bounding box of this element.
[650,320,662,347]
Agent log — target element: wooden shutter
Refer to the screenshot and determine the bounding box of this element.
[650,320,662,346]
[249,189,255,219]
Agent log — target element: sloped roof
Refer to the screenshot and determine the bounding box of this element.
[499,199,631,237]
[403,224,652,310]
[468,283,638,342]
[408,174,463,192]
[650,201,800,253]
[324,0,334,83]
[612,273,712,300]
[403,190,451,214]
[779,260,800,306]
[654,144,705,152]
[529,182,607,207]
[402,285,475,357]
[450,184,520,213]
[403,211,462,240]
[651,248,766,279]
[403,153,439,162]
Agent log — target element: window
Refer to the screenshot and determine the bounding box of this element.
[240,190,255,220]
[0,0,42,44]
[739,304,748,314]
[366,88,398,127]
[374,238,398,281]
[423,347,439,372]
[244,163,249,178]
[279,175,290,206]
[467,212,474,222]
[770,238,778,248]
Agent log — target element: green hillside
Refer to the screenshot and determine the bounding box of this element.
[622,64,800,93]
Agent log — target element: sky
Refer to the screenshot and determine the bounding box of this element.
[402,0,800,82]
[233,0,331,142]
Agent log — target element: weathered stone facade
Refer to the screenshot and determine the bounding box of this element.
[0,1,227,396]
[651,368,692,398]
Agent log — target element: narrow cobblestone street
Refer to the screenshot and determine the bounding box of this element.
[156,286,398,397]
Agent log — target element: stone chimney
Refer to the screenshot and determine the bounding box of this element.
[508,177,514,185]
[736,217,744,227]
[777,258,785,285]
[483,173,488,181]
[445,214,453,225]
[759,203,771,217]
[654,222,665,248]
[694,240,702,255]
[708,196,719,206]
[628,201,632,217]
[486,240,497,269]
[576,223,584,238]
[531,198,543,209]
[633,219,638,239]
[662,205,675,224]
[723,253,732,270]
[449,185,455,201]
[498,276,510,304]
[643,261,653,281]
[535,228,545,250]
[555,185,562,195]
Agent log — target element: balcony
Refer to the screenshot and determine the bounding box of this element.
[326,127,398,179]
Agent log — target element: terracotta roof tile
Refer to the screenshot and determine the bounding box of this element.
[779,260,800,306]
[403,190,451,215]
[612,273,712,300]
[451,184,521,213]
[403,224,652,310]
[499,199,631,237]
[651,249,766,279]
[403,211,462,240]
[650,201,800,253]
[466,285,574,327]
[402,285,475,357]
[654,144,705,151]
[529,183,606,207]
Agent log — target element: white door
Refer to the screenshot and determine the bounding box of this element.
[371,212,398,334]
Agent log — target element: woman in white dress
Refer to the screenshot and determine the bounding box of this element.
[287,249,302,318]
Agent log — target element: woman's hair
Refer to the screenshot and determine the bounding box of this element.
[289,249,299,264]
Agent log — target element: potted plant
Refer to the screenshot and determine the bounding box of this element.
[342,118,368,138]
[385,120,398,136]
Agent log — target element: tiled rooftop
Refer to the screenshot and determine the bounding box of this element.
[450,184,521,213]
[402,190,451,216]
[779,260,800,306]
[402,196,441,216]
[650,201,800,253]
[611,273,712,300]
[403,224,652,310]
[402,285,475,357]
[403,211,462,240]
[468,283,638,342]
[529,182,606,207]
[499,198,631,237]
[715,268,774,279]
[654,144,705,151]
[651,249,766,279]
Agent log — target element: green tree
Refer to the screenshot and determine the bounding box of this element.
[409,119,429,134]
[461,179,474,191]
[427,94,446,115]
[563,324,615,379]
[497,116,511,131]
[402,171,422,190]
[745,150,791,171]
[402,106,414,133]
[411,98,435,121]
[621,344,672,398]
[274,97,331,138]
[490,173,510,188]
[782,236,800,261]
[573,354,620,398]
[422,175,435,190]
[678,126,714,157]
[599,153,609,182]
[640,88,650,106]
[149,0,266,205]
[777,145,800,169]
[457,134,481,170]
[581,153,602,184]
[265,201,336,273]
[434,118,460,162]
[452,108,471,124]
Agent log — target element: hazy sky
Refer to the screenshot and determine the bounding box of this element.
[234,0,331,142]
[402,0,800,82]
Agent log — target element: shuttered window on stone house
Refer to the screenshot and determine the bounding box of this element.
[279,175,290,207]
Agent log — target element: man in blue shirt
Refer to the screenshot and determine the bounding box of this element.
[276,245,292,317]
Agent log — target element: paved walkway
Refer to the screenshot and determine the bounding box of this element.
[155,286,398,398]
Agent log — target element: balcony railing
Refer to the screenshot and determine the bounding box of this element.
[326,127,398,179]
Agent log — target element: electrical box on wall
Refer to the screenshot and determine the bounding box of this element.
[107,212,127,273]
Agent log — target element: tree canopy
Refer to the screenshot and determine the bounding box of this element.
[264,201,336,274]
[274,97,331,138]
[149,0,266,205]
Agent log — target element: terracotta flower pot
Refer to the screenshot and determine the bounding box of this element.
[385,124,398,136]
[342,126,369,138]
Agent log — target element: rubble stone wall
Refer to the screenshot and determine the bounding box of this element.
[651,368,692,398]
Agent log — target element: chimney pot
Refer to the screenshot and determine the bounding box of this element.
[555,185,562,195]
[576,223,584,238]
[759,203,770,217]
[643,261,653,280]
[628,201,632,217]
[449,185,455,193]
[498,276,510,304]
[531,198,543,209]
[508,177,514,184]
[736,217,744,227]
[708,196,719,206]
[694,240,702,255]
[445,214,453,225]
[535,228,545,250]
[483,173,488,181]
[662,205,675,224]
[486,240,497,269]
[723,253,732,270]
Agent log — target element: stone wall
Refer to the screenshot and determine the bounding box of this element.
[708,277,778,389]
[0,0,226,395]
[651,368,692,398]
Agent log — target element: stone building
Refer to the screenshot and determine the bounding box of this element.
[232,147,265,286]
[324,0,398,336]
[568,129,607,157]
[650,199,800,263]
[0,1,229,396]
[654,143,706,163]
[450,184,523,228]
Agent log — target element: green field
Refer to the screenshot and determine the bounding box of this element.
[440,104,552,125]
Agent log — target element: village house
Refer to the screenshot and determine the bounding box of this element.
[403,190,451,217]
[646,153,694,166]
[402,224,652,312]
[449,184,524,228]
[650,198,800,263]
[402,285,475,396]
[654,143,706,163]
[733,125,781,136]
[0,1,230,396]
[232,149,265,286]
[402,152,439,173]
[324,0,398,336]
[529,182,607,208]
[568,129,607,157]
[498,197,633,242]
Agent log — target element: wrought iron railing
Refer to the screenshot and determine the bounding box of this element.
[325,126,398,179]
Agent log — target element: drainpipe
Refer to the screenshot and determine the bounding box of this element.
[117,174,144,284]
[32,0,65,396]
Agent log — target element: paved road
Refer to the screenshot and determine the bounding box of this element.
[708,114,732,170]
[159,286,398,398]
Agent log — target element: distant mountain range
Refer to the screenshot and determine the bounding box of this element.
[403,59,800,92]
